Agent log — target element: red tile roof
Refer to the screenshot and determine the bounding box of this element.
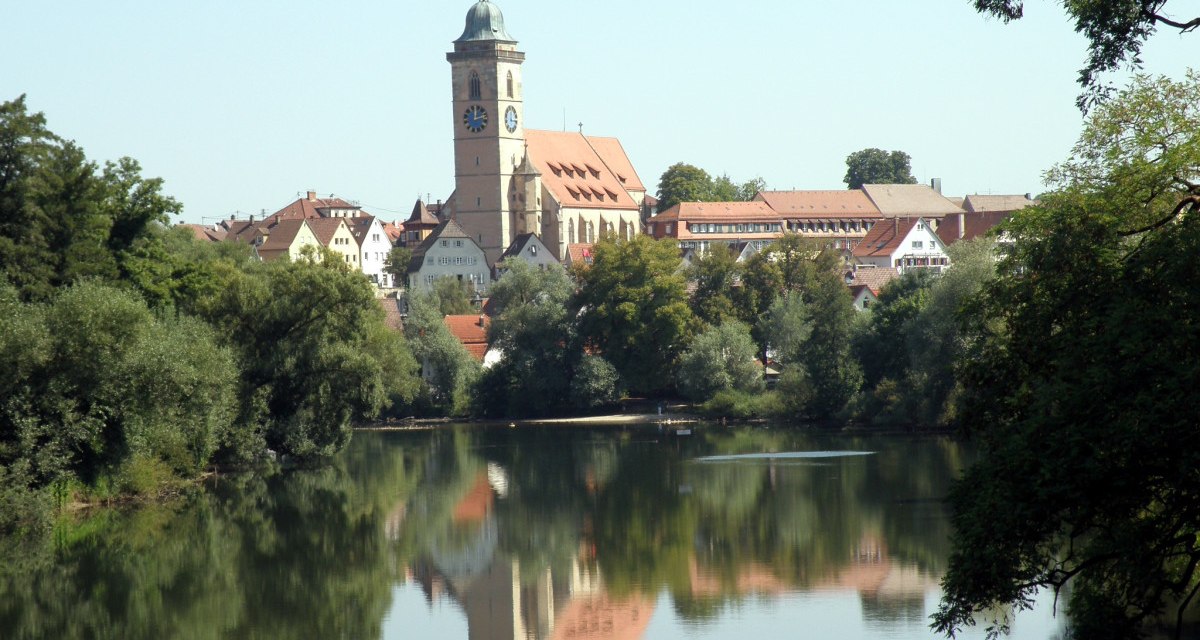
[525,130,642,211]
[565,243,594,266]
[256,219,309,261]
[381,221,402,243]
[405,199,440,226]
[937,210,1012,245]
[861,184,964,217]
[178,224,225,242]
[846,267,900,294]
[265,194,362,225]
[443,314,489,361]
[755,190,882,219]
[653,201,782,241]
[305,218,349,246]
[853,218,922,258]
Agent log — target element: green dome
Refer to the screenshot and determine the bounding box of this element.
[455,0,516,43]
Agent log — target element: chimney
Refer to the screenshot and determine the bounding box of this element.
[229,213,235,221]
[930,178,942,194]
[477,314,485,327]
[249,215,255,223]
[307,190,317,201]
[1025,192,1033,200]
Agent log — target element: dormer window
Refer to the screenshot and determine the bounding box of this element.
[469,71,481,100]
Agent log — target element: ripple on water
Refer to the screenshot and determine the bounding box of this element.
[694,451,876,462]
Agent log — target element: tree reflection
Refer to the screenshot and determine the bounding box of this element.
[0,426,975,639]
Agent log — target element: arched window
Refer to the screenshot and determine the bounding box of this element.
[568,219,575,244]
[506,71,514,98]
[587,221,595,243]
[469,71,481,100]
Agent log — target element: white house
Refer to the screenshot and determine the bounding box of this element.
[349,216,396,287]
[852,217,949,274]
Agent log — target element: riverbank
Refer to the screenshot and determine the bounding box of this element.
[358,410,703,431]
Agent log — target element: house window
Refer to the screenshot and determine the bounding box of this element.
[441,240,448,247]
[455,256,464,265]
[426,274,435,283]
[529,245,537,255]
[913,240,924,249]
[456,240,463,247]
[469,71,481,100]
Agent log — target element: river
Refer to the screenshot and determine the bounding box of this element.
[0,424,1071,639]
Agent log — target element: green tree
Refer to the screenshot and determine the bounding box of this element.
[934,73,1200,639]
[972,1,1198,110]
[677,321,763,401]
[656,163,713,213]
[742,234,860,419]
[843,148,916,189]
[429,275,474,315]
[0,96,181,303]
[403,288,479,415]
[196,258,416,459]
[573,234,696,395]
[473,260,583,417]
[383,245,412,284]
[656,162,766,212]
[687,246,741,327]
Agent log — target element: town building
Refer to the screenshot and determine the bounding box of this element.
[400,199,441,247]
[754,190,884,251]
[252,219,321,262]
[937,194,1036,245]
[647,201,782,252]
[407,219,491,292]
[860,183,965,226]
[852,217,949,274]
[444,0,644,263]
[496,232,558,274]
[348,216,396,287]
[307,218,357,267]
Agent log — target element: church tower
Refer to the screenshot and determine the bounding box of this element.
[447,0,527,264]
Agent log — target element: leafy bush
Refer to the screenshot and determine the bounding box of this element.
[699,390,785,420]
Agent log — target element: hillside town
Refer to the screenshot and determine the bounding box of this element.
[178,0,1036,362]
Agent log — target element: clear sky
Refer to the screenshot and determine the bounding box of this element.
[3,1,1194,224]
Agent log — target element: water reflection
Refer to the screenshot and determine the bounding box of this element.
[0,426,1071,639]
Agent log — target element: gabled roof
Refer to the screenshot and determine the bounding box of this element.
[405,199,440,226]
[265,194,362,224]
[443,314,490,362]
[346,215,383,243]
[755,190,882,219]
[407,219,480,272]
[962,194,1037,213]
[654,201,779,222]
[565,243,594,266]
[853,218,929,258]
[861,184,964,217]
[937,210,1013,245]
[306,218,349,246]
[381,221,403,243]
[256,219,309,261]
[499,232,552,261]
[524,130,642,211]
[378,297,404,331]
[178,224,225,242]
[845,266,900,294]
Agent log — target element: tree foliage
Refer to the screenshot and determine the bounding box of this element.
[403,289,479,416]
[473,260,607,417]
[843,148,916,189]
[573,234,696,395]
[934,72,1200,639]
[972,0,1198,111]
[677,321,763,401]
[655,162,765,213]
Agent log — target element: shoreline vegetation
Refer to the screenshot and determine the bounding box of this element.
[4,65,1200,637]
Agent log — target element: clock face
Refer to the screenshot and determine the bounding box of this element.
[463,105,488,132]
[505,106,518,133]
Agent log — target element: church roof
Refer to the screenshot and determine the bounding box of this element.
[455,0,515,43]
[755,190,882,219]
[524,130,643,212]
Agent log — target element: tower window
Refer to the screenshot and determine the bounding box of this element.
[506,71,514,98]
[469,71,481,100]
